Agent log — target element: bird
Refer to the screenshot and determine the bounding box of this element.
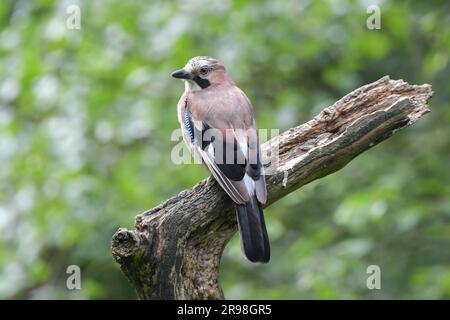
[171,56,270,263]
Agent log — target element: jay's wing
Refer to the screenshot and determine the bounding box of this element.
[184,85,266,205]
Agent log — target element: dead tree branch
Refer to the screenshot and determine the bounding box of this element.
[111,76,432,300]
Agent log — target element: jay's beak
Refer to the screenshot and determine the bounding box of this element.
[171,68,193,80]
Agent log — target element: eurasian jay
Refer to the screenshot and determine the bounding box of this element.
[171,56,270,263]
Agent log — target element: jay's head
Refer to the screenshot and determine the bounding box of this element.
[171,56,229,91]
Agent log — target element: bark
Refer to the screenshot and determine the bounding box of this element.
[111,76,432,300]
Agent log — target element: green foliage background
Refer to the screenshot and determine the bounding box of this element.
[0,0,449,299]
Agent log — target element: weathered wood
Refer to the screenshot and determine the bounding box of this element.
[111,76,432,299]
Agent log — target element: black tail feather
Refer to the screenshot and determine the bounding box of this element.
[235,196,270,263]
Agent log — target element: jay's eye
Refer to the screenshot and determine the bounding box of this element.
[199,67,209,75]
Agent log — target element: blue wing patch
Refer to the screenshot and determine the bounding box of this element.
[184,110,197,144]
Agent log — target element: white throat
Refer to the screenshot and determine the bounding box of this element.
[184,79,202,92]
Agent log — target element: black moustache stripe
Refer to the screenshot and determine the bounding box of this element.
[193,76,211,89]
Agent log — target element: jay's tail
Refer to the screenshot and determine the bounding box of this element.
[235,196,270,263]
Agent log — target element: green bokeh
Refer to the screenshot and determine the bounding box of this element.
[0,0,449,299]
